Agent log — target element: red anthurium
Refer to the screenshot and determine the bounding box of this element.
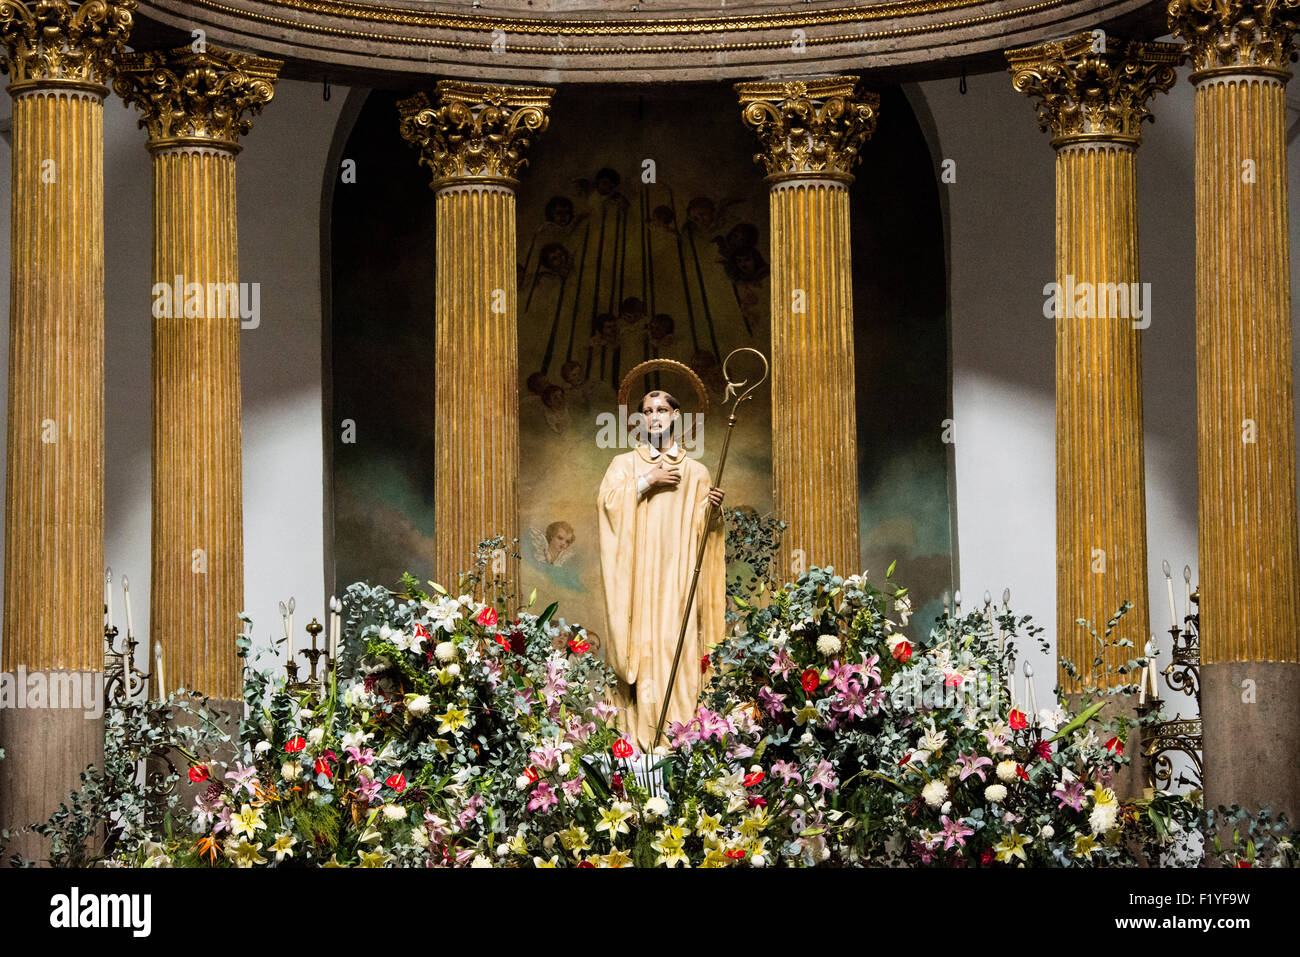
[477,606,498,627]
[494,633,512,651]
[1105,736,1124,756]
[1235,861,1252,868]
[743,771,765,787]
[891,640,913,663]
[569,638,590,654]
[577,860,596,868]
[315,758,333,779]
[1009,709,1028,730]
[188,765,209,784]
[1015,764,1030,782]
[386,773,407,792]
[612,738,634,759]
[285,736,306,753]
[725,848,747,859]
[801,668,820,693]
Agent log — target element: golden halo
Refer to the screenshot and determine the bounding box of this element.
[617,359,710,443]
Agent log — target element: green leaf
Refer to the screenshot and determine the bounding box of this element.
[537,601,559,627]
[1048,700,1107,742]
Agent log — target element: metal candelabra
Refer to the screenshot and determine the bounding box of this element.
[103,612,151,706]
[1138,590,1203,792]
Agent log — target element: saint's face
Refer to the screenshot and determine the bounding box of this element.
[641,395,679,443]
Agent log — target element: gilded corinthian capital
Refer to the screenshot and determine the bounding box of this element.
[1168,0,1300,78]
[734,76,879,184]
[114,46,281,152]
[1007,33,1183,148]
[0,0,134,89]
[397,81,554,189]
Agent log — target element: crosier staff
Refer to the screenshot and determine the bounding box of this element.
[652,347,769,749]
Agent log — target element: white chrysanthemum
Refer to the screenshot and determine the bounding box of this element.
[644,797,669,818]
[996,760,1019,782]
[435,641,458,663]
[306,727,325,746]
[817,635,842,656]
[281,762,302,781]
[922,779,949,808]
[1090,802,1119,835]
[296,708,315,722]
[382,804,406,821]
[984,784,1008,803]
[1041,824,1055,839]
[446,663,461,677]
[254,740,271,754]
[407,694,431,715]
[470,854,493,868]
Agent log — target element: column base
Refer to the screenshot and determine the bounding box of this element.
[0,670,106,865]
[1202,661,1300,823]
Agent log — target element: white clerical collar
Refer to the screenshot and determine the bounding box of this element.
[647,441,679,459]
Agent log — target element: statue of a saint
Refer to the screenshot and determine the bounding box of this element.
[597,390,726,749]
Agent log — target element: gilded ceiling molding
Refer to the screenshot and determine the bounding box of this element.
[0,0,135,89]
[1168,0,1300,79]
[397,81,553,189]
[114,45,281,151]
[1007,32,1183,147]
[135,0,1162,81]
[735,76,879,184]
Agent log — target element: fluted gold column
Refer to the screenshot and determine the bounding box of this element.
[115,47,279,701]
[398,83,552,595]
[735,77,876,580]
[0,0,134,860]
[1008,36,1180,692]
[1169,0,1300,819]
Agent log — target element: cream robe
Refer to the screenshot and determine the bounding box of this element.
[598,443,726,749]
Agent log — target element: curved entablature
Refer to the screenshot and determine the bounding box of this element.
[136,0,1168,83]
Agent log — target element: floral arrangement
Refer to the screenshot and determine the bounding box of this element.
[25,565,1297,868]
